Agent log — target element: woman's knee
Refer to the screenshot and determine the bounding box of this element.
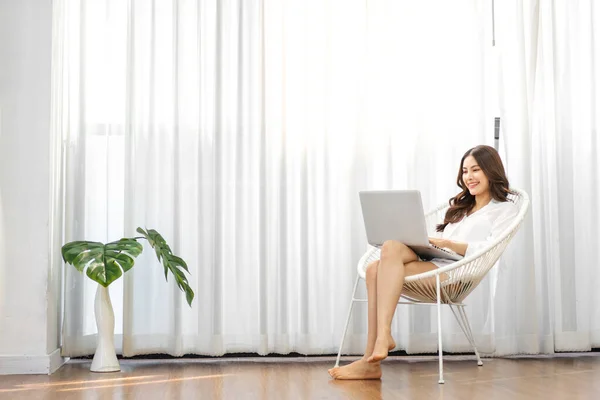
[380,240,406,258]
[381,240,416,263]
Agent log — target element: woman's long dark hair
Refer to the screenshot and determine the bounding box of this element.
[436,145,513,232]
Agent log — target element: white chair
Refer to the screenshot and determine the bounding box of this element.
[334,188,530,383]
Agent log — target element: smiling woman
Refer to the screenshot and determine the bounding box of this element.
[329,145,519,380]
[437,145,513,232]
[429,145,517,265]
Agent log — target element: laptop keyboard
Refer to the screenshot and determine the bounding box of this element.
[431,244,458,255]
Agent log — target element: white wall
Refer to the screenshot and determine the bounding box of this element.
[0,0,64,374]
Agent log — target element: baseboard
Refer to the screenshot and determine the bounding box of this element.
[48,348,68,374]
[0,348,68,375]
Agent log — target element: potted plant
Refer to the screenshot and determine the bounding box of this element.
[62,227,194,372]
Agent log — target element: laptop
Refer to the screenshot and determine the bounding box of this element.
[358,190,462,261]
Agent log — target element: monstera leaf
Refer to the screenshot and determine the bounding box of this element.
[62,239,143,287]
[62,228,194,306]
[136,227,195,307]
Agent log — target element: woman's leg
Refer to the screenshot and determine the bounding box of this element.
[367,255,439,363]
[368,240,418,362]
[328,247,439,378]
[329,260,385,380]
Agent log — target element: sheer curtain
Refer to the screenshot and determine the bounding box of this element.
[53,0,598,358]
[494,0,600,353]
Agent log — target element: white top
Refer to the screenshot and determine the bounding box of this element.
[441,199,519,258]
[429,199,519,268]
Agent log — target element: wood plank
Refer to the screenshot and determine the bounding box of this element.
[1,354,600,399]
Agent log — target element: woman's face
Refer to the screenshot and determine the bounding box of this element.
[462,155,490,196]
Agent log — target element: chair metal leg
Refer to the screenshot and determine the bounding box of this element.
[449,305,482,365]
[436,274,444,384]
[455,305,483,366]
[335,275,360,367]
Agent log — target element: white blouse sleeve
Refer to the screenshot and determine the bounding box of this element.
[464,202,519,258]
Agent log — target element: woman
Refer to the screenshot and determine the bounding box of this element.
[328,145,519,380]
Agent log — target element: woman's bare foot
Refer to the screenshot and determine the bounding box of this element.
[328,358,382,380]
[367,333,396,363]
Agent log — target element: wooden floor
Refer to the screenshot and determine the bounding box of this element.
[2,353,600,399]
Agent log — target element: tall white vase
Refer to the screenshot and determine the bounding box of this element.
[90,284,120,372]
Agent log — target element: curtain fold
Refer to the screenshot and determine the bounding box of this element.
[493,0,600,354]
[53,0,599,358]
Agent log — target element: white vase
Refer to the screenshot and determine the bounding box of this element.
[90,284,120,372]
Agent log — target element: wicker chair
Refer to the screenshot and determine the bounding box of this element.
[334,188,530,383]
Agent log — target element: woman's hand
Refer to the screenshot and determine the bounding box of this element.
[429,237,468,256]
[429,237,449,249]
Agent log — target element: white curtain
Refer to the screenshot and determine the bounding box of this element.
[494,0,600,353]
[53,0,599,358]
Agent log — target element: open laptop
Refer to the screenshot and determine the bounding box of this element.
[358,190,462,261]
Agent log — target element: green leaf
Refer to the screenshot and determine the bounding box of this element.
[62,241,104,272]
[184,285,194,307]
[86,257,122,286]
[137,227,195,306]
[61,239,143,287]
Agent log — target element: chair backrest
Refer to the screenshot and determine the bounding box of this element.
[357,188,530,303]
